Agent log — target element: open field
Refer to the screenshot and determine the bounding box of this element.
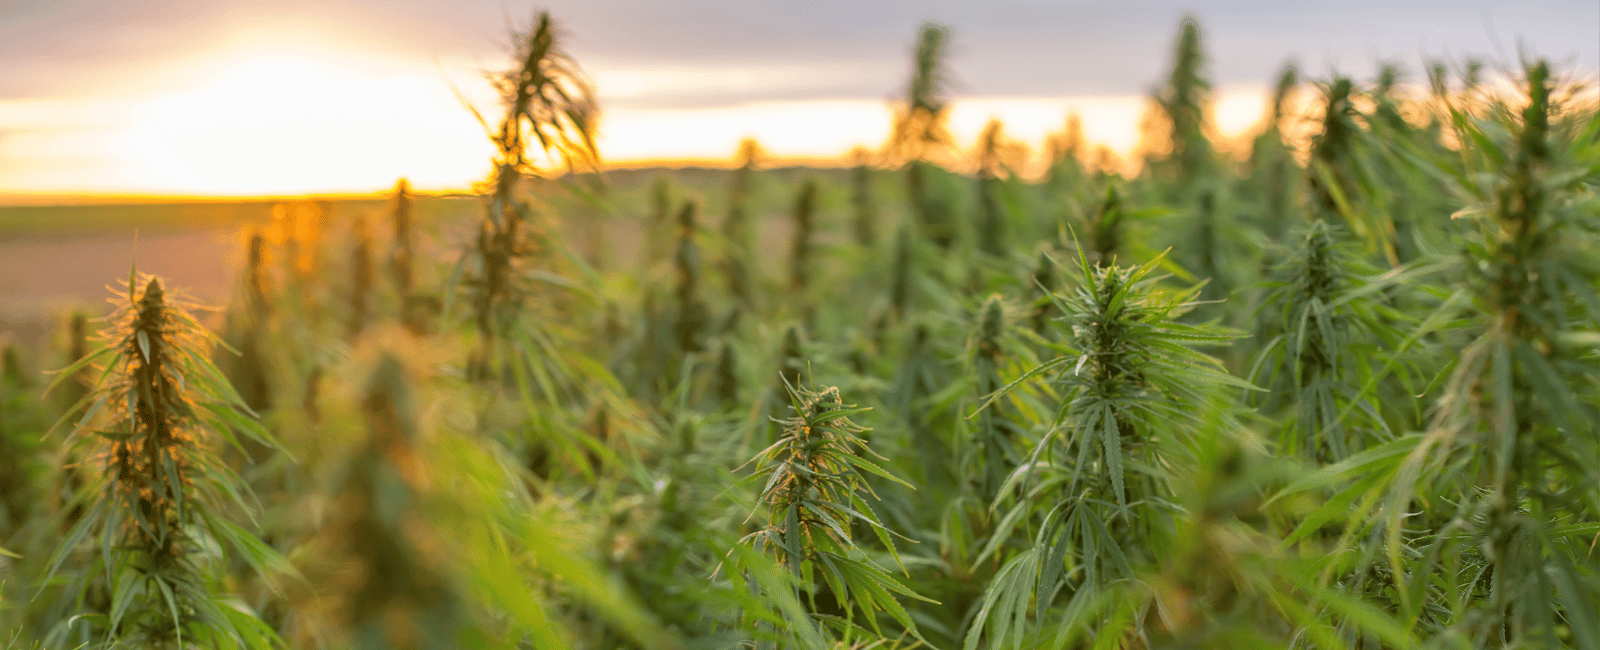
[2,14,1598,650]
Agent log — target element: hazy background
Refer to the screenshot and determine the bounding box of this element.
[2,0,1595,196]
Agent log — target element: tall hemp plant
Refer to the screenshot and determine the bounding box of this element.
[974,119,1022,260]
[850,148,879,249]
[734,380,930,647]
[889,21,957,250]
[41,273,286,649]
[967,250,1250,650]
[723,138,761,309]
[1244,61,1302,248]
[0,340,47,555]
[1250,220,1415,463]
[1148,14,1214,197]
[1383,60,1600,646]
[463,9,600,381]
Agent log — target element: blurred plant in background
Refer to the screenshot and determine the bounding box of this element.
[0,9,1596,650]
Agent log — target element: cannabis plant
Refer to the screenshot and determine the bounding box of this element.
[739,380,928,645]
[967,251,1249,650]
[389,178,415,297]
[723,139,761,307]
[1249,220,1418,463]
[673,201,707,355]
[888,21,953,164]
[0,341,45,538]
[974,119,1019,259]
[1147,14,1215,195]
[465,9,600,380]
[43,273,285,649]
[850,151,878,248]
[348,216,373,339]
[1385,60,1600,646]
[788,179,817,296]
[890,21,957,250]
[967,296,1023,501]
[1244,61,1302,247]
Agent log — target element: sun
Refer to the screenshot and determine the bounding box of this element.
[105,50,496,196]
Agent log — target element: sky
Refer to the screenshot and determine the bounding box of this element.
[0,0,1595,197]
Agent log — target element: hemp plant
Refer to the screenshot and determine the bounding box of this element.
[1306,77,1371,230]
[723,139,761,307]
[889,21,956,249]
[788,179,818,297]
[1244,60,1302,247]
[967,250,1249,650]
[389,178,415,297]
[738,380,929,645]
[464,9,599,380]
[672,201,707,355]
[850,148,878,249]
[1379,60,1600,645]
[42,272,285,649]
[348,217,373,340]
[1148,14,1215,195]
[1250,220,1415,463]
[968,296,1023,501]
[0,340,45,539]
[974,119,1021,259]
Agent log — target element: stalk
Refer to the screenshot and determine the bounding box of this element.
[349,216,373,339]
[975,119,1010,258]
[788,179,817,295]
[723,139,759,307]
[673,201,706,354]
[850,153,877,248]
[970,296,1016,500]
[389,178,414,297]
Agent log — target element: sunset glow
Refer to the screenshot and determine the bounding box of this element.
[1,63,1271,197]
[1,2,1591,199]
[107,55,496,196]
[0,23,1280,198]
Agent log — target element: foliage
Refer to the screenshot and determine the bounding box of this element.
[5,11,1600,650]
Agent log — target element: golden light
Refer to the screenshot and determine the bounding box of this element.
[105,52,495,196]
[0,17,1278,199]
[596,100,894,163]
[593,89,1267,173]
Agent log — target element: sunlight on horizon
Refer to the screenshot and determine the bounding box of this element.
[0,39,1273,198]
[111,52,502,196]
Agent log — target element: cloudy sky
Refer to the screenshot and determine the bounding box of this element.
[1,0,1595,196]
